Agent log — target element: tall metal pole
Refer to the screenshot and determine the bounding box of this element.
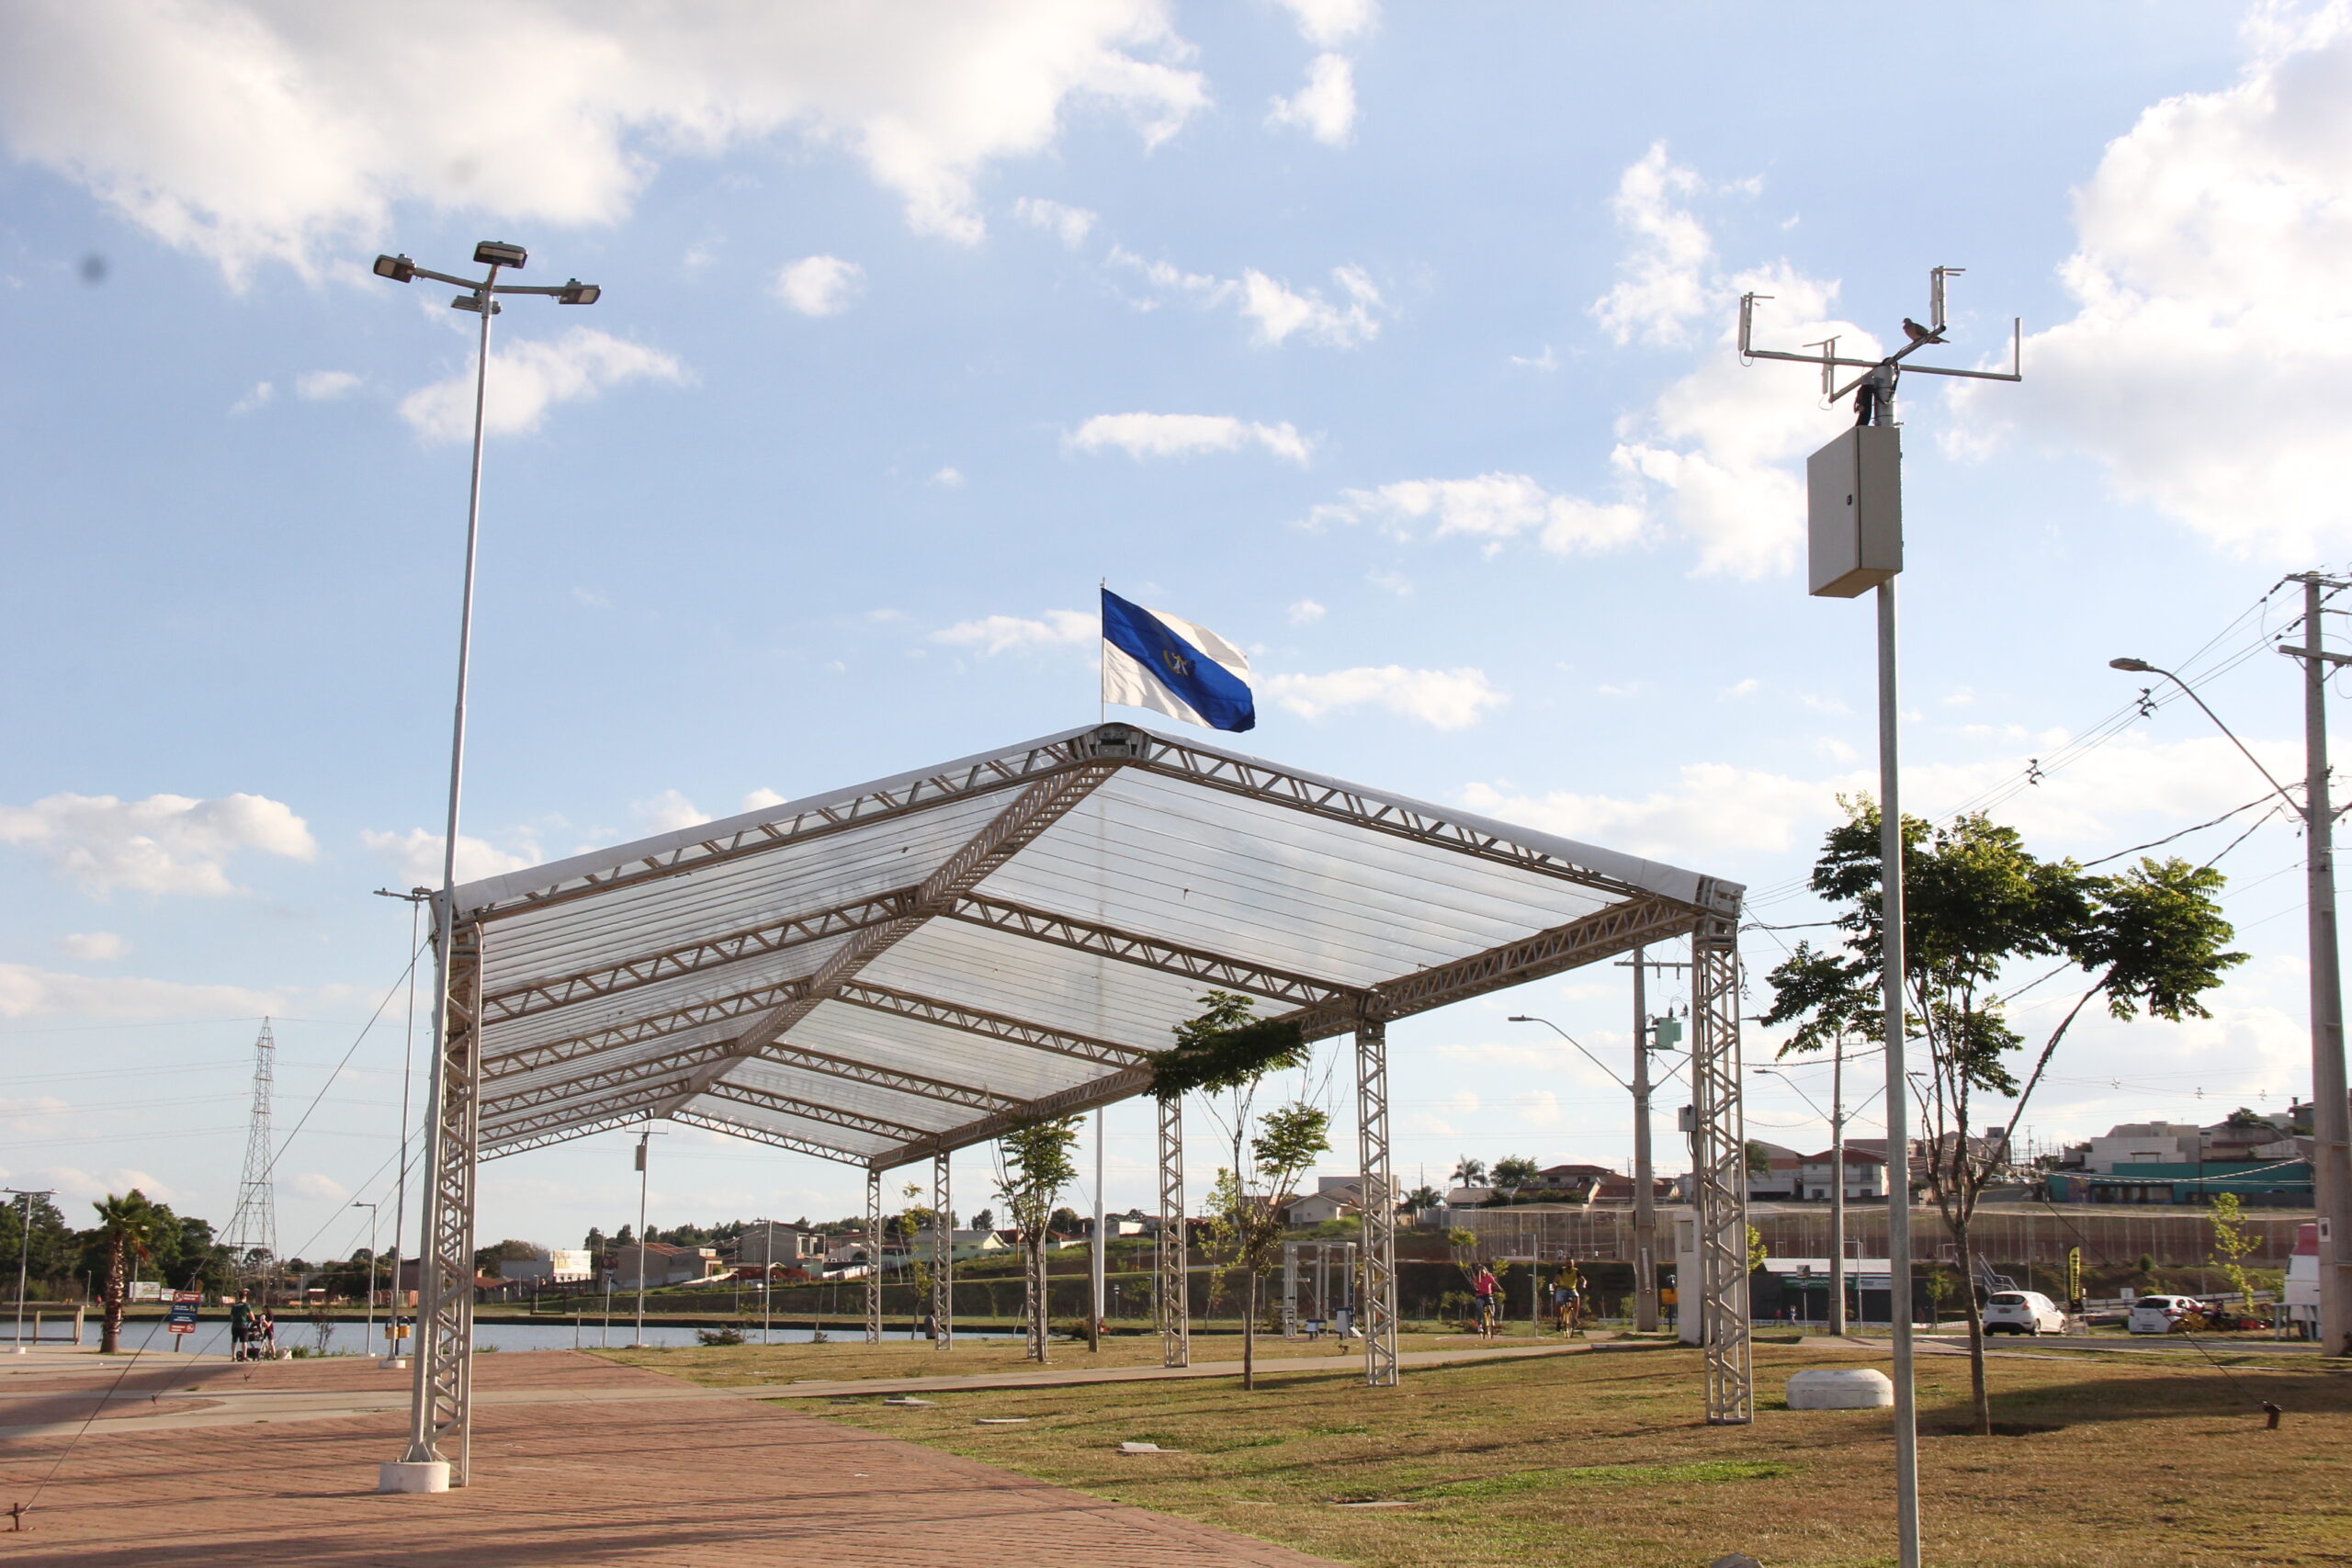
[2294,573,2352,1357]
[355,1202,379,1358]
[634,1130,650,1348]
[1631,952,1658,1332]
[1090,1108,1106,1352]
[7,1190,51,1352]
[1830,1034,1848,1337]
[1877,576,1920,1568]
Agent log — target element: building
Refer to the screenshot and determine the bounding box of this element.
[609,1241,723,1288]
[2074,1122,2203,1173]
[1287,1181,1363,1225]
[1746,1141,1805,1201]
[502,1248,594,1284]
[733,1223,826,1269]
[906,1226,1012,1260]
[1794,1147,1886,1201]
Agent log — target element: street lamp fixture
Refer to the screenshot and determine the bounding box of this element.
[373,253,416,282]
[473,240,527,269]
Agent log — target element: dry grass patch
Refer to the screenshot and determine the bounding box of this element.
[808,1343,2351,1568]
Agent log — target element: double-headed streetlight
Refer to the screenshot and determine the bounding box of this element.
[373,241,599,1472]
[2111,574,2352,1356]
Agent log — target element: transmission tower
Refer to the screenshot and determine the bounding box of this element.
[221,1019,279,1291]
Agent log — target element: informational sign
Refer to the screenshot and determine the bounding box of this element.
[166,1292,201,1335]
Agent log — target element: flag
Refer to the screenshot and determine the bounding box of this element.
[1100,587,1255,732]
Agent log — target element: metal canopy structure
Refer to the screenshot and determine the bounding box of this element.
[400,721,1752,1481]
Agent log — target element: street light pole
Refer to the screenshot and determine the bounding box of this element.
[353,1201,379,1358]
[2111,574,2352,1356]
[372,243,598,1473]
[635,1129,651,1349]
[1631,951,1657,1332]
[6,1190,54,1354]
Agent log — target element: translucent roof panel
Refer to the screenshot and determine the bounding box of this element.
[465,722,1739,1165]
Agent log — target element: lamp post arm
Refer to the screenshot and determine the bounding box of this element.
[1509,1015,1630,1091]
[2139,666,2304,823]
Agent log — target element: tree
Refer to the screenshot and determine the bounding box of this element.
[1154,991,1321,1391]
[582,1225,608,1254]
[1743,1142,1774,1179]
[1450,1156,1487,1188]
[0,1194,74,1296]
[92,1191,166,1353]
[1048,1206,1082,1235]
[472,1239,541,1279]
[1492,1156,1540,1191]
[1764,802,2244,1435]
[969,1208,994,1233]
[1403,1184,1443,1212]
[614,1224,635,1247]
[995,1116,1080,1363]
[2207,1192,2260,1314]
[2223,1106,2272,1132]
[899,1182,936,1337]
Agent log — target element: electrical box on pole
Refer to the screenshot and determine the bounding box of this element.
[1807,426,1903,598]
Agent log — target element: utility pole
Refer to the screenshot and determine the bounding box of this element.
[373,886,429,1368]
[1830,1035,1848,1337]
[1091,1108,1107,1353]
[2284,572,2352,1357]
[1742,268,2022,1568]
[6,1190,54,1354]
[631,1129,660,1349]
[1613,950,1692,1333]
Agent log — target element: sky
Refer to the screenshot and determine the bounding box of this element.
[5,1,2350,1264]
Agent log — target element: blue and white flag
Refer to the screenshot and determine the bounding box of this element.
[1101,587,1255,733]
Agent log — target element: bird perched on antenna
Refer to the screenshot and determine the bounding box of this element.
[1902,317,1947,344]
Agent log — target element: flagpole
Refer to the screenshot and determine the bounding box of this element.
[1098,577,1107,725]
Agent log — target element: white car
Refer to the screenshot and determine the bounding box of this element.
[1982,1290,2067,1336]
[2128,1294,2201,1335]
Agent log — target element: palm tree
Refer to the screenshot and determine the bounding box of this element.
[94,1190,164,1354]
[1450,1156,1487,1188]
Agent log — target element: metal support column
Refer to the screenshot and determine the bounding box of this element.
[1356,1014,1399,1387]
[865,1168,883,1344]
[1281,1242,1299,1337]
[1156,1095,1189,1367]
[400,915,482,1479]
[1690,899,1752,1423]
[932,1151,952,1348]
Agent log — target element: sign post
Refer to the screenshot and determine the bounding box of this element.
[166,1292,200,1350]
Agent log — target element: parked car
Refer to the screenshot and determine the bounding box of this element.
[1982,1290,2067,1336]
[2127,1294,2202,1335]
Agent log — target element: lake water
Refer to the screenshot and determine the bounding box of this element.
[466,1321,1013,1353]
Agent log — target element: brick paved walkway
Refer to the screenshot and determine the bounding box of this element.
[0,1352,1341,1567]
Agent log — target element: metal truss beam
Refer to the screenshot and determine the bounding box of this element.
[481,978,810,1077]
[671,1109,871,1165]
[1158,1096,1188,1368]
[861,1066,1153,1171]
[1691,891,1753,1425]
[655,763,1124,1116]
[703,1080,937,1144]
[1126,729,1667,901]
[932,1152,953,1348]
[481,1110,651,1160]
[401,918,481,1479]
[463,732,1128,923]
[483,1075,694,1143]
[865,1168,884,1344]
[831,983,1152,1067]
[944,894,1361,1010]
[1356,1015,1398,1387]
[479,888,918,1025]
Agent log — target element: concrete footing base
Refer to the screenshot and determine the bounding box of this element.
[379,1357,409,1369]
[377,1461,450,1495]
[1787,1368,1894,1409]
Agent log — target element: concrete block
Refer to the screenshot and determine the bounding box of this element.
[1787,1368,1894,1410]
[378,1461,450,1494]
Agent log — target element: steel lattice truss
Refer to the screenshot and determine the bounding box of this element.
[447,722,1738,1168]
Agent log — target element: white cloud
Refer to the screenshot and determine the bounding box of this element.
[773,254,865,316]
[1109,247,1385,347]
[1066,412,1312,464]
[572,586,611,609]
[1464,764,1849,863]
[295,369,359,400]
[0,790,315,897]
[1263,666,1506,729]
[1272,0,1378,47]
[1238,265,1382,346]
[0,964,279,1020]
[933,609,1094,655]
[360,827,539,886]
[1366,567,1413,597]
[0,4,1208,277]
[57,931,130,961]
[1014,196,1097,248]
[230,380,272,415]
[290,1172,350,1202]
[1286,598,1326,626]
[741,788,788,811]
[930,466,966,488]
[1268,53,1356,146]
[398,328,686,443]
[1590,141,1713,347]
[632,789,707,833]
[1946,7,2352,558]
[1307,472,1644,558]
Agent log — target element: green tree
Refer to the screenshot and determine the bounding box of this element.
[2207,1191,2260,1313]
[1403,1184,1443,1212]
[995,1116,1080,1363]
[1492,1156,1540,1191]
[91,1191,167,1353]
[472,1239,541,1279]
[1764,802,2244,1434]
[0,1193,76,1295]
[1199,1102,1331,1388]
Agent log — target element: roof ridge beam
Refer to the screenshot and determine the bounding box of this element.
[652,761,1126,1117]
[480,887,919,1024]
[863,1066,1157,1171]
[485,1026,1023,1121]
[943,893,1361,1010]
[831,982,1153,1067]
[702,1081,935,1143]
[671,1111,872,1164]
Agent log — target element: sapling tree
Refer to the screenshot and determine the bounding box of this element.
[2207,1192,2260,1314]
[995,1117,1080,1363]
[1764,802,2243,1434]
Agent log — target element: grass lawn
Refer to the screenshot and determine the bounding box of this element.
[768,1341,2349,1568]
